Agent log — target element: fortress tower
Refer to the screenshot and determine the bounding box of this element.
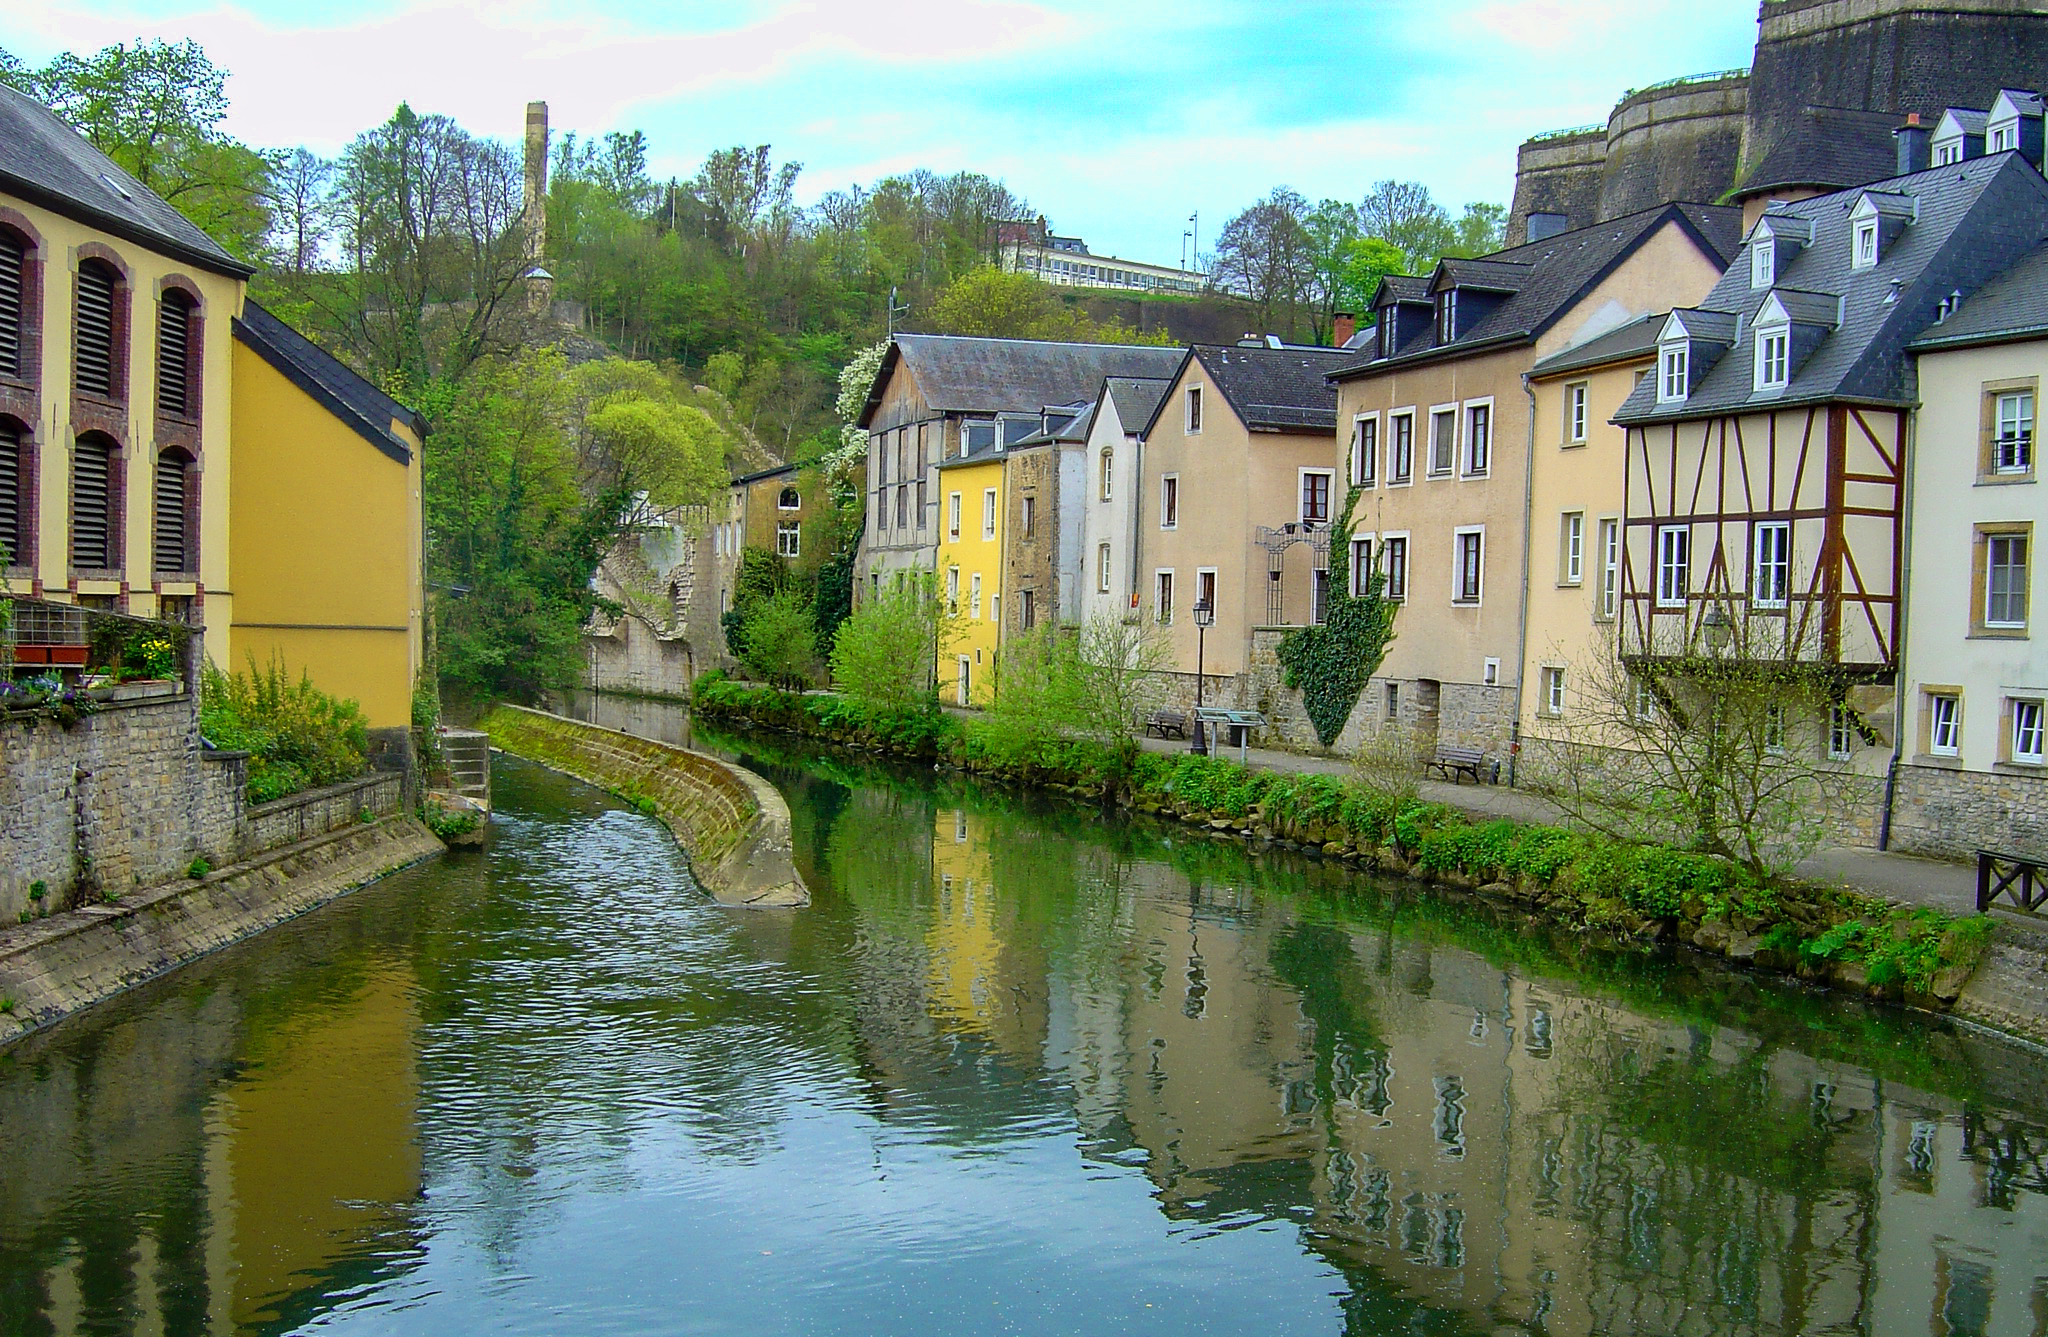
[1508,0,2048,244]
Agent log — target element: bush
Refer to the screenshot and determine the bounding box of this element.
[201,655,369,803]
[738,589,819,688]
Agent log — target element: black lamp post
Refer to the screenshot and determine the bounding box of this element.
[1191,599,1214,755]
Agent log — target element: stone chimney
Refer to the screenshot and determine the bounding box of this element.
[1332,312,1356,347]
[1894,112,1930,176]
[523,101,549,264]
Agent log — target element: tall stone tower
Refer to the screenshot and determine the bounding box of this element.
[522,100,549,266]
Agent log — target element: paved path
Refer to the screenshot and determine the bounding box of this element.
[1133,734,1980,915]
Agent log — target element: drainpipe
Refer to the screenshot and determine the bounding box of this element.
[1879,405,1917,850]
[1510,371,1539,788]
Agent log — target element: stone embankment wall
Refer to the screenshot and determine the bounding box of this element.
[480,705,807,908]
[0,793,443,1046]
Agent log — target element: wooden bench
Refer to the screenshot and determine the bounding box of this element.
[1425,744,1485,784]
[1143,709,1188,739]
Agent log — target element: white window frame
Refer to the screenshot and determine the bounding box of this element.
[1184,385,1203,434]
[1451,526,1484,605]
[982,488,998,540]
[1427,405,1457,476]
[1350,534,1374,597]
[1483,656,1500,687]
[1658,343,1689,404]
[2012,698,2046,765]
[776,520,801,558]
[1996,391,2034,474]
[1097,542,1112,594]
[970,571,983,620]
[1992,123,2017,153]
[1381,532,1409,602]
[1751,239,1774,289]
[1160,474,1180,529]
[777,487,801,512]
[1542,666,1566,716]
[1155,569,1174,625]
[1351,414,1378,486]
[1755,324,1790,391]
[1986,533,2029,629]
[1752,520,1791,609]
[1828,705,1855,761]
[1462,398,1493,478]
[945,564,961,612]
[1852,218,1879,270]
[947,491,962,541]
[1597,517,1620,620]
[1561,512,1584,586]
[1298,468,1334,525]
[1565,382,1588,445]
[1195,566,1218,619]
[1935,140,1962,166]
[1929,693,1961,757]
[1388,411,1415,484]
[1656,525,1691,609]
[1099,447,1114,501]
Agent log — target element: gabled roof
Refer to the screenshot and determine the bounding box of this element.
[1934,107,1989,139]
[1334,201,1742,381]
[1990,89,2045,122]
[1663,307,1740,343]
[1909,242,2048,352]
[1102,376,1171,434]
[1617,154,2048,423]
[0,84,252,278]
[1371,274,1434,307]
[1735,105,1905,200]
[1528,312,1663,379]
[1432,257,1532,293]
[232,302,418,465]
[1144,343,1346,436]
[856,334,1184,429]
[732,462,797,486]
[1754,288,1841,328]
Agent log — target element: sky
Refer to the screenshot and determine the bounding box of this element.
[1,0,1760,266]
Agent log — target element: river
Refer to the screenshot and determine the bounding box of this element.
[1,697,2044,1336]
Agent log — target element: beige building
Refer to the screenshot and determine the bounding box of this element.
[1136,341,1349,684]
[1331,203,1740,770]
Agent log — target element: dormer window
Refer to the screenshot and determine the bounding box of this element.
[1658,343,1689,404]
[1436,290,1457,344]
[1853,218,1878,269]
[1755,327,1790,390]
[1751,240,1774,288]
[1992,123,2017,153]
[1935,141,1962,165]
[1379,311,1394,359]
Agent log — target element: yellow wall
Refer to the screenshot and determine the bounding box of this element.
[228,342,423,728]
[936,456,1003,705]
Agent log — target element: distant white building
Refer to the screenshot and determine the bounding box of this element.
[998,225,1205,296]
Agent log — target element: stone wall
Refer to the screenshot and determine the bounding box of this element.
[586,614,699,698]
[479,705,807,908]
[1888,760,2048,861]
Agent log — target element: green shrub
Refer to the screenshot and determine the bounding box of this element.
[201,655,369,804]
[186,858,211,879]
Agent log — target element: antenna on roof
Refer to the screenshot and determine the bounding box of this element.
[886,285,911,337]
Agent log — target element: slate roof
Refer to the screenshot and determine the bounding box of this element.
[1102,376,1171,433]
[1527,312,1663,379]
[1011,400,1095,447]
[1735,105,1903,200]
[1375,275,1434,305]
[232,302,419,465]
[1146,343,1347,435]
[1434,258,1534,292]
[1909,242,2048,352]
[1333,201,1742,381]
[1616,154,2048,424]
[0,84,252,277]
[732,462,797,485]
[857,334,1184,429]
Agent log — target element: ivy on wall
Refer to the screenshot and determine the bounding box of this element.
[1275,483,1398,746]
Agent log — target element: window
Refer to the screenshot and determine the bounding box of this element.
[1160,474,1179,528]
[1751,240,1774,289]
[1019,589,1035,629]
[1429,409,1455,475]
[1483,657,1500,686]
[74,260,119,399]
[1436,289,1457,343]
[1756,328,1789,390]
[1986,533,2029,628]
[1936,140,1962,166]
[1828,706,1855,760]
[1995,391,2034,474]
[1385,681,1400,721]
[0,423,23,566]
[71,434,114,569]
[1351,416,1377,485]
[1389,413,1414,482]
[875,488,888,532]
[777,486,800,510]
[1633,677,1658,722]
[1096,542,1112,593]
[1453,529,1483,604]
[153,449,190,573]
[1021,494,1035,538]
[1300,470,1331,524]
[1853,219,1878,269]
[945,565,960,612]
[970,571,983,620]
[1350,537,1373,596]
[1565,382,1588,444]
[1383,536,1407,600]
[2013,699,2046,764]
[917,422,929,469]
[1658,343,1688,403]
[947,491,961,540]
[895,484,907,529]
[1764,703,1788,754]
[1464,402,1490,476]
[1156,570,1174,625]
[1185,385,1202,434]
[1656,526,1690,607]
[0,229,24,379]
[1560,512,1584,585]
[1992,123,2017,153]
[776,520,800,558]
[1752,521,1791,608]
[1542,666,1565,716]
[1312,569,1330,624]
[157,291,195,419]
[1099,448,1113,501]
[1598,518,1620,619]
[982,488,997,539]
[916,478,926,528]
[1196,568,1217,616]
[1929,693,1960,757]
[963,419,997,456]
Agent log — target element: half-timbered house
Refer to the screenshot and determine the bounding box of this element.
[1612,152,2048,777]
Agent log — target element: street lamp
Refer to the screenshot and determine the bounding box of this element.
[1191,599,1214,755]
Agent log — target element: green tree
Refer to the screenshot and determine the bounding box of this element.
[1275,481,1399,747]
[829,574,957,718]
[738,589,819,688]
[1211,188,1315,339]
[1334,237,1409,322]
[923,267,1170,345]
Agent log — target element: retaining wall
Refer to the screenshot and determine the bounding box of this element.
[479,704,807,908]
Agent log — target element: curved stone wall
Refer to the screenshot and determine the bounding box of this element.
[1598,73,1751,219]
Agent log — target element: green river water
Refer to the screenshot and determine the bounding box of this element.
[1,693,2044,1336]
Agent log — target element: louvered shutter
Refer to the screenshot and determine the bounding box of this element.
[154,452,187,573]
[72,437,111,568]
[0,425,20,564]
[157,296,190,417]
[75,263,115,397]
[0,233,21,379]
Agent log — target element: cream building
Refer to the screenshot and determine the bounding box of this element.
[1077,376,1171,628]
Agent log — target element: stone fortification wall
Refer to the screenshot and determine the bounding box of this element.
[587,615,699,698]
[1598,74,1751,219]
[0,812,442,1046]
[1507,129,1607,246]
[1887,760,2048,861]
[480,705,807,908]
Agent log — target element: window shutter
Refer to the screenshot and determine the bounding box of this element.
[72,437,112,568]
[75,263,116,397]
[154,451,187,572]
[157,296,190,417]
[0,232,22,379]
[0,424,21,563]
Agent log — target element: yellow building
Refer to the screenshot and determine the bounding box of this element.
[936,443,1004,706]
[0,83,423,740]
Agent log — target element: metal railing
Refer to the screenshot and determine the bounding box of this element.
[1978,849,2048,916]
[3,597,194,684]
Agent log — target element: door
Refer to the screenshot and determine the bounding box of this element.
[957,655,972,706]
[1412,678,1441,760]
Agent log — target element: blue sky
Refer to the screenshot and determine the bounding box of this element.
[3,0,1759,265]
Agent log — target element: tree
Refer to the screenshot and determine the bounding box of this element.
[1334,237,1409,320]
[922,267,1169,345]
[1358,179,1452,273]
[564,359,733,509]
[1303,199,1362,344]
[267,147,334,274]
[1454,202,1507,256]
[738,589,819,688]
[1211,188,1315,338]
[1275,481,1399,746]
[828,574,958,718]
[0,38,274,256]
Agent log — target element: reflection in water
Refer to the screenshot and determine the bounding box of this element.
[0,712,2044,1336]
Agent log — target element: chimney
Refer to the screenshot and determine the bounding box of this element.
[523,101,549,263]
[1895,112,1930,175]
[1332,312,1356,347]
